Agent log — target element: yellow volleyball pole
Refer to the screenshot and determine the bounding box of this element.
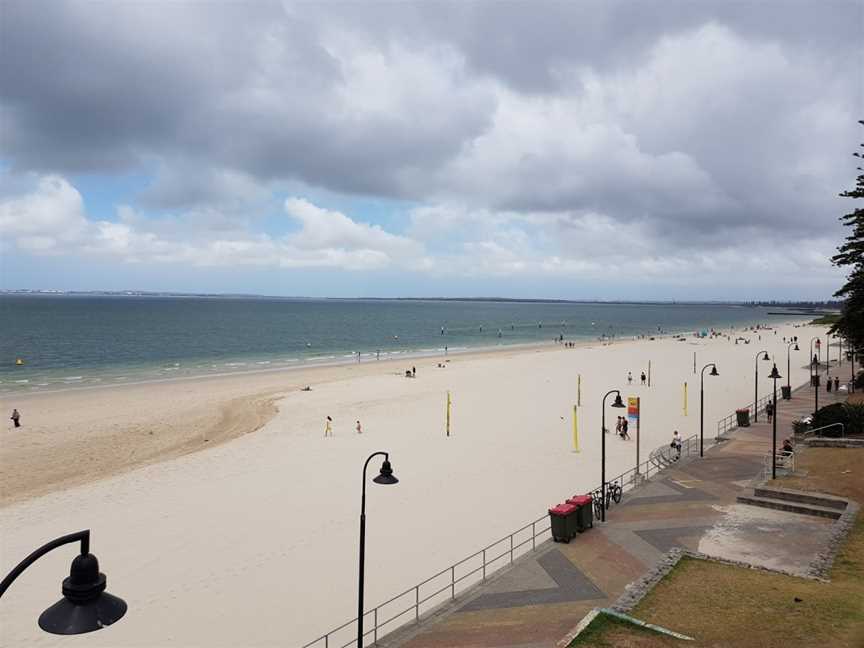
[577,374,582,407]
[446,390,451,437]
[683,381,688,416]
[573,404,580,452]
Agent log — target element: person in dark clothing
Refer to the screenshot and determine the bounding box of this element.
[10,408,20,428]
[835,376,840,391]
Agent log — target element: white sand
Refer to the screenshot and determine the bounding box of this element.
[0,321,828,647]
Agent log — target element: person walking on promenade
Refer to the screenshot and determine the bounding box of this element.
[766,399,774,423]
[324,416,333,437]
[10,408,20,428]
[835,376,840,392]
[671,430,682,459]
[621,417,630,440]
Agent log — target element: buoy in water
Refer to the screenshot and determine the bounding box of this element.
[15,358,24,366]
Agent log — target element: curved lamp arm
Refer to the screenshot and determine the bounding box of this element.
[0,530,89,599]
[700,363,716,383]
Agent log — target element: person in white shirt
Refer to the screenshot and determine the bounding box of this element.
[671,430,682,458]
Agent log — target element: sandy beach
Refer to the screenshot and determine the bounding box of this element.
[0,321,829,647]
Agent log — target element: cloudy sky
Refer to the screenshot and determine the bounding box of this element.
[0,0,860,300]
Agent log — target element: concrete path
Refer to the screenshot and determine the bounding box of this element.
[382,381,845,648]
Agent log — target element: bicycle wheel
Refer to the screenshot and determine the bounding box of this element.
[612,485,622,504]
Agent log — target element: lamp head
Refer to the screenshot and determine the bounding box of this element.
[710,365,719,377]
[38,552,127,635]
[762,352,770,361]
[373,459,399,485]
[793,344,800,351]
[611,393,625,408]
[768,364,782,380]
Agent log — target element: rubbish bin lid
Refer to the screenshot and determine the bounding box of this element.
[549,503,577,515]
[567,495,592,505]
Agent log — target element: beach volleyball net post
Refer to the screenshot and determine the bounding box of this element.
[572,405,580,452]
[446,391,451,437]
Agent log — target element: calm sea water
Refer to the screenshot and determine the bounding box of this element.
[0,296,795,394]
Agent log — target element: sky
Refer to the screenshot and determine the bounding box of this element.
[0,0,861,300]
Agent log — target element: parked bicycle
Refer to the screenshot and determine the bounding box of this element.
[591,480,623,519]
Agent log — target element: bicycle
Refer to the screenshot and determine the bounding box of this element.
[607,480,623,504]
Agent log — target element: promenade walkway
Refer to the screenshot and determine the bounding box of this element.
[382,382,846,648]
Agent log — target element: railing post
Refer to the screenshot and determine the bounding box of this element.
[374,608,378,645]
[532,521,536,550]
[510,535,514,563]
[325,634,328,648]
[482,549,486,580]
[450,566,455,599]
[415,586,419,623]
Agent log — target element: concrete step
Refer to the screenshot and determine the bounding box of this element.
[754,487,848,511]
[736,493,842,519]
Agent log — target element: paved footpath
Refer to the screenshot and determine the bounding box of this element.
[382,381,845,648]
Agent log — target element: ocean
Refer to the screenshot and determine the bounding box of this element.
[0,295,797,394]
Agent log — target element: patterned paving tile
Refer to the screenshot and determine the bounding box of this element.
[458,549,605,612]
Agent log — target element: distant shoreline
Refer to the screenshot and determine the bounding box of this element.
[0,291,841,308]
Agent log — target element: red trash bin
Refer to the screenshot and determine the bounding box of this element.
[566,495,594,531]
[548,502,578,542]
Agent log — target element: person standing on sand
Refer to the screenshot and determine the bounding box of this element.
[10,408,20,428]
[640,371,647,386]
[621,417,630,440]
[324,416,333,437]
[356,420,362,434]
[627,371,633,385]
[412,366,416,378]
[615,416,623,436]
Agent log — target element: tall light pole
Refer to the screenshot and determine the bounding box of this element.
[358,452,398,648]
[786,341,799,399]
[600,389,625,523]
[0,529,126,635]
[768,363,782,479]
[754,350,769,421]
[810,337,821,415]
[700,363,719,457]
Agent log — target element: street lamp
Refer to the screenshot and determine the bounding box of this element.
[768,363,782,479]
[700,363,719,457]
[754,351,770,421]
[357,452,398,648]
[810,337,821,415]
[786,341,799,397]
[600,389,625,523]
[0,529,126,635]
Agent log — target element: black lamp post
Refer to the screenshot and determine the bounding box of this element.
[786,341,799,396]
[754,351,769,421]
[810,337,821,415]
[358,452,398,648]
[768,363,782,479]
[600,389,625,523]
[0,529,126,635]
[700,363,719,457]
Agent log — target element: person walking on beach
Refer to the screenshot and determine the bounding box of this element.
[412,366,416,378]
[621,417,630,440]
[356,420,362,434]
[10,408,20,428]
[640,371,647,386]
[324,416,333,437]
[615,416,623,437]
[627,371,633,385]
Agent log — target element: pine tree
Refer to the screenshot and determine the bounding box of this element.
[830,120,864,351]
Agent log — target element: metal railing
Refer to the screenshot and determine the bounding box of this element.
[300,432,699,648]
[803,422,846,438]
